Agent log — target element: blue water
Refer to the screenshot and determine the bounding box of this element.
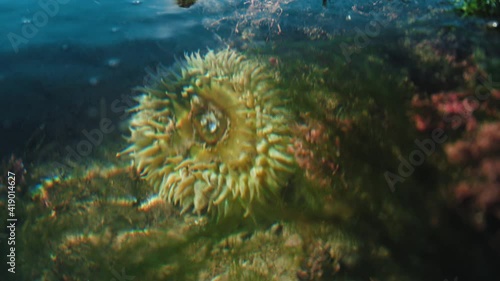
[0,0,213,158]
[0,0,198,48]
[0,0,460,156]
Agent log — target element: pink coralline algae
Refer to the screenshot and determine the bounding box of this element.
[288,114,341,187]
[445,122,500,231]
[411,89,500,132]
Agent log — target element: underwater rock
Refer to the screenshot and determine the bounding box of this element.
[20,164,206,281]
[202,222,361,281]
[19,162,414,281]
[400,33,483,93]
[176,0,197,8]
[120,49,295,217]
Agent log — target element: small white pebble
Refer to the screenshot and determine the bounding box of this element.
[486,21,498,29]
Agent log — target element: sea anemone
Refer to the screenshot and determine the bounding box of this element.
[119,49,295,217]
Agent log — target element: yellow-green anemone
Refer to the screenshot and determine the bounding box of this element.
[120,49,295,216]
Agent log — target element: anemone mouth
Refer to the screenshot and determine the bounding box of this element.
[121,49,295,217]
[191,97,230,146]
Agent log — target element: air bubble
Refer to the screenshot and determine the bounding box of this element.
[89,77,100,86]
[106,58,121,68]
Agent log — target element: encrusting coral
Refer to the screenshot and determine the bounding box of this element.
[119,49,295,217]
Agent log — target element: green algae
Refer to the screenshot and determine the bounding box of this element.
[456,0,500,17]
